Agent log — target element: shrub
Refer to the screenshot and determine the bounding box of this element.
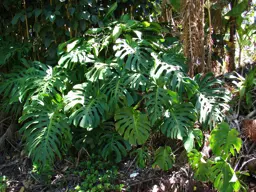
[0,16,231,170]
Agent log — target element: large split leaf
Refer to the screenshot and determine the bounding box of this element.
[161,103,196,139]
[210,160,241,192]
[210,122,242,160]
[144,85,177,125]
[102,77,134,110]
[114,38,153,72]
[64,83,108,129]
[115,107,151,145]
[19,96,71,167]
[100,132,131,163]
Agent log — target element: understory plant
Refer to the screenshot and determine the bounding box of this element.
[188,122,245,192]
[0,15,231,171]
[72,155,124,192]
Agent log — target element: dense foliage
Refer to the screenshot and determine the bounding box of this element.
[1,1,254,191]
[1,16,231,169]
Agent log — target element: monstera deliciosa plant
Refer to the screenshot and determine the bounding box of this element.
[0,15,231,170]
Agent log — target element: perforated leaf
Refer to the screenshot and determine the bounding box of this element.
[86,59,118,82]
[19,96,71,168]
[100,132,131,163]
[64,83,108,129]
[188,149,212,181]
[115,107,151,145]
[114,38,153,72]
[102,77,134,110]
[194,73,231,128]
[161,103,196,139]
[144,86,177,125]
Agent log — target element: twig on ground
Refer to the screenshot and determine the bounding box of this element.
[239,158,256,171]
[248,142,256,154]
[6,139,20,152]
[0,159,19,170]
[125,157,137,174]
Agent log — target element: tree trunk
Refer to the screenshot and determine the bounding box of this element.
[227,0,237,72]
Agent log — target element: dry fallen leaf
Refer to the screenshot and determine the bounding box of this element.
[242,119,256,142]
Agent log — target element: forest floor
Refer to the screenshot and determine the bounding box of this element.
[1,65,256,192]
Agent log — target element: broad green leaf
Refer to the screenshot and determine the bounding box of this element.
[161,103,196,139]
[210,122,242,159]
[183,130,195,152]
[210,160,241,192]
[152,146,174,171]
[100,131,131,163]
[188,149,212,181]
[115,107,151,145]
[64,83,108,129]
[19,96,71,168]
[144,86,175,125]
[103,2,118,21]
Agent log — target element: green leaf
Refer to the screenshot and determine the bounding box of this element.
[112,25,122,41]
[100,131,131,163]
[210,160,241,192]
[12,12,22,25]
[144,85,175,125]
[34,8,42,17]
[188,149,212,181]
[64,83,108,129]
[226,0,248,17]
[161,103,196,140]
[131,148,149,168]
[86,59,117,82]
[115,107,151,145]
[19,96,71,168]
[210,122,242,159]
[192,129,203,147]
[152,146,174,171]
[183,130,195,152]
[114,38,153,72]
[102,77,134,110]
[194,73,231,129]
[103,2,118,21]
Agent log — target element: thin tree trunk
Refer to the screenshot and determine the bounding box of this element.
[206,0,212,73]
[227,0,237,72]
